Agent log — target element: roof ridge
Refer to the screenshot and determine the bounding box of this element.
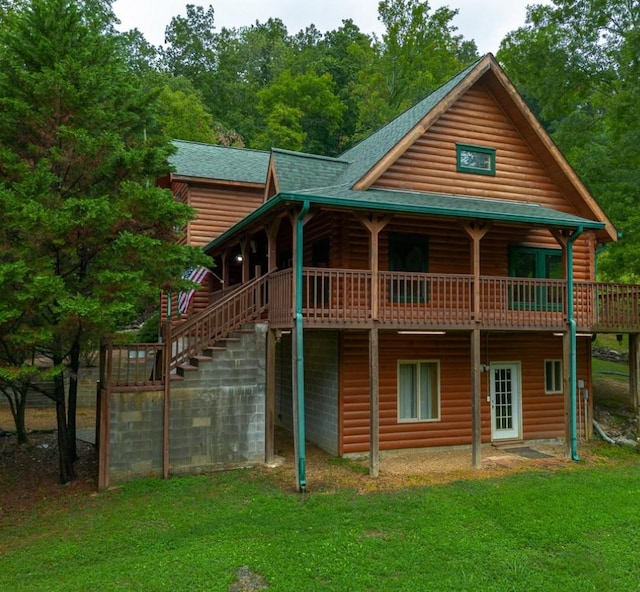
[171,139,270,155]
[271,147,350,164]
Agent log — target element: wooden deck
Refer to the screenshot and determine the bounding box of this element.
[99,269,640,395]
[269,268,640,333]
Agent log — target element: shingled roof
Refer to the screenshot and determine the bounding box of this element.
[170,140,270,185]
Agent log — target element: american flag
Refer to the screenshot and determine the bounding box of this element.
[177,267,210,314]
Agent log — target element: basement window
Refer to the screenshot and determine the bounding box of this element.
[545,360,563,394]
[398,360,440,422]
[456,144,496,176]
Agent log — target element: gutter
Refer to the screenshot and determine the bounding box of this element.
[295,201,310,492]
[567,226,584,461]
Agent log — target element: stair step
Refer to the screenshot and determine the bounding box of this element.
[191,355,213,363]
[177,364,198,376]
[203,347,226,355]
[170,374,185,382]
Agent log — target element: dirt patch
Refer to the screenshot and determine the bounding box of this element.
[0,407,98,520]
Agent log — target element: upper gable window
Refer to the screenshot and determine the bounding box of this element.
[456,144,496,176]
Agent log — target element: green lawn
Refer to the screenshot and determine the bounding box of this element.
[2,455,640,591]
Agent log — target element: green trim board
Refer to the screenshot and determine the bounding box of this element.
[204,187,606,254]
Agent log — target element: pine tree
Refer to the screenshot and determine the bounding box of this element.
[0,0,207,482]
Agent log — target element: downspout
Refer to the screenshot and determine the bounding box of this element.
[295,201,310,492]
[567,226,583,461]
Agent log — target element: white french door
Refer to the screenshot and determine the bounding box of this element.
[490,362,521,441]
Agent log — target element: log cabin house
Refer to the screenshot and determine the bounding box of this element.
[100,54,640,491]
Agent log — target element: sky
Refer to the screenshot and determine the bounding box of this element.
[113,0,549,56]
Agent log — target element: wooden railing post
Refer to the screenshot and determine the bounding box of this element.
[162,320,172,480]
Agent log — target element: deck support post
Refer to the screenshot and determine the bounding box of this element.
[630,334,640,416]
[369,325,380,477]
[562,331,571,457]
[97,340,111,490]
[471,329,482,468]
[162,320,172,479]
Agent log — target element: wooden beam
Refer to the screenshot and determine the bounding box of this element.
[265,329,276,465]
[162,322,172,479]
[462,222,491,322]
[471,329,482,468]
[355,214,391,321]
[369,325,380,478]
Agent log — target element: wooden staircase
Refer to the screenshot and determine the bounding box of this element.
[166,274,269,375]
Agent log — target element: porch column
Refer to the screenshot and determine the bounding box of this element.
[356,214,391,321]
[221,250,230,286]
[240,238,250,283]
[369,325,380,477]
[266,218,281,273]
[264,219,282,467]
[462,222,490,469]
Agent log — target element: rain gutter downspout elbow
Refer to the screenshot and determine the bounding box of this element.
[295,201,310,492]
[568,226,584,461]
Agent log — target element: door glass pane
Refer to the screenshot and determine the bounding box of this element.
[494,368,513,430]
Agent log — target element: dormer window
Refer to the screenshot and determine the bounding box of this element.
[456,144,496,176]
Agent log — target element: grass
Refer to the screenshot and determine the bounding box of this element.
[2,459,640,592]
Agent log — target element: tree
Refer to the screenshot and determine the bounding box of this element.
[254,70,345,154]
[0,0,207,482]
[354,0,478,137]
[498,0,640,280]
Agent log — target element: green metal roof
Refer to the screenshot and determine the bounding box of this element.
[270,148,348,193]
[204,187,604,253]
[337,59,482,187]
[170,140,270,184]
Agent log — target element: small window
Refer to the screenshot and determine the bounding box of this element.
[456,144,496,176]
[545,360,563,394]
[398,360,440,421]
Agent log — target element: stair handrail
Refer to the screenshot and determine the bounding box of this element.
[166,274,270,370]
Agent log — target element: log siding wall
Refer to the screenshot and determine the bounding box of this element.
[340,332,590,454]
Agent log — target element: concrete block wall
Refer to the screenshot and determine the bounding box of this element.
[108,323,267,483]
[275,330,339,455]
[303,331,339,455]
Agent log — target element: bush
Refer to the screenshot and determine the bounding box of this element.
[136,312,160,343]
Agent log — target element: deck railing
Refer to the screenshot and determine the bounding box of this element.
[100,341,165,391]
[291,270,640,332]
[378,272,473,327]
[574,281,640,332]
[479,276,566,329]
[302,267,372,325]
[167,274,269,370]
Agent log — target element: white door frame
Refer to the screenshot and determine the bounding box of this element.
[490,362,522,441]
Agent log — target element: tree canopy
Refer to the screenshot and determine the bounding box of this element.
[498,0,640,280]
[0,0,207,481]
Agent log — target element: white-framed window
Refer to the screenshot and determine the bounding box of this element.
[545,359,563,394]
[397,360,440,421]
